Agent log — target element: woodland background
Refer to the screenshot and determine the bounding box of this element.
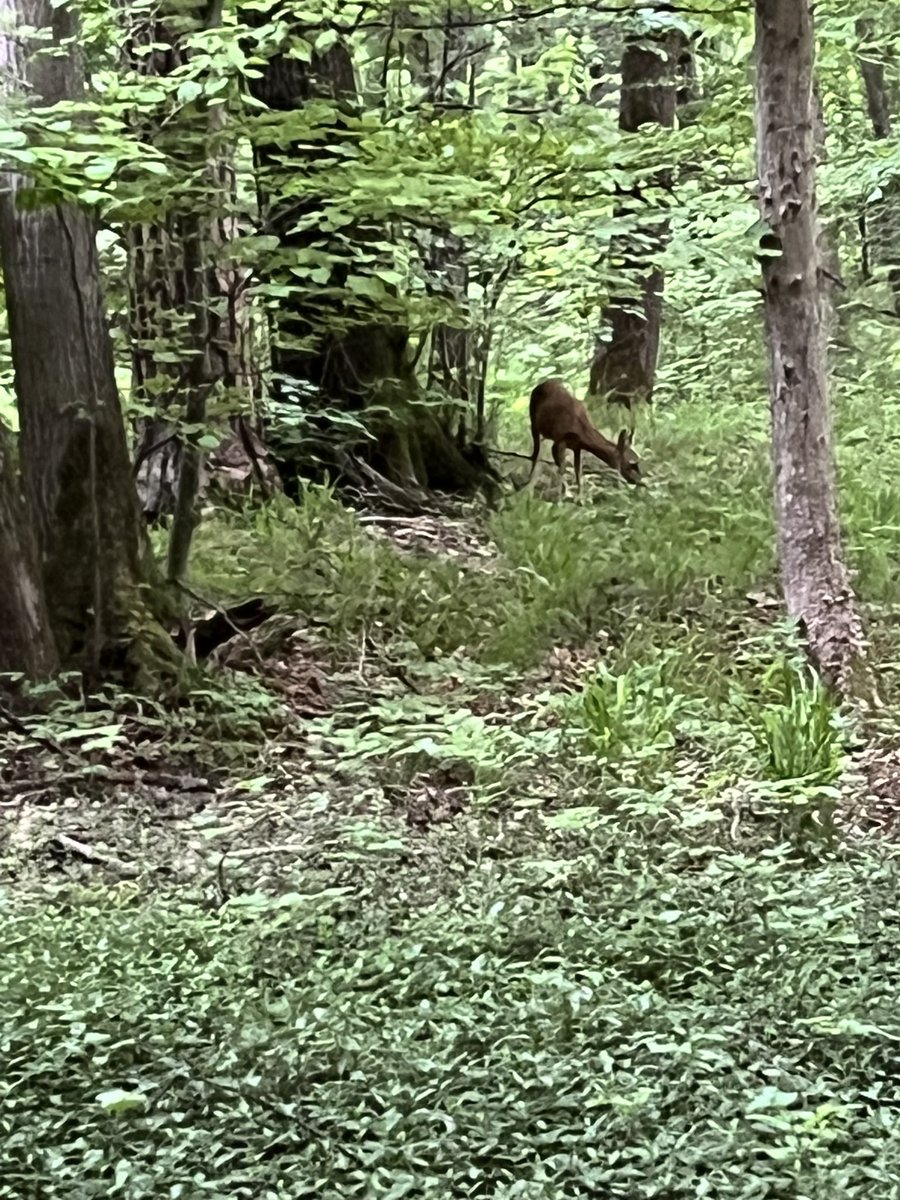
[3,0,900,1195]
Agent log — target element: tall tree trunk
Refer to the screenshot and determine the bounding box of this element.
[0,0,178,685]
[425,229,472,430]
[0,426,57,679]
[857,18,893,140]
[417,15,475,440]
[247,34,409,470]
[754,0,866,692]
[411,11,505,454]
[124,3,271,526]
[588,24,687,417]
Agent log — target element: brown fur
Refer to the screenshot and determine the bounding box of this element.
[525,379,642,493]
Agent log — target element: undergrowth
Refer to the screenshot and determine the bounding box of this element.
[3,824,900,1198]
[7,389,900,1197]
[189,402,777,669]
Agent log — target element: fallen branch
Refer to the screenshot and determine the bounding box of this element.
[175,582,268,667]
[0,700,71,759]
[53,833,140,876]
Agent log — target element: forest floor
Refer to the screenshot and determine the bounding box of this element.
[6,397,900,1196]
[4,400,900,895]
[3,496,900,901]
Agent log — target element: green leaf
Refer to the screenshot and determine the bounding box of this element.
[83,157,118,182]
[542,807,599,830]
[314,28,339,53]
[97,1089,147,1114]
[346,275,389,300]
[747,1087,799,1113]
[0,128,28,149]
[177,79,203,105]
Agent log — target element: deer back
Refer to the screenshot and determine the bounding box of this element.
[530,379,614,452]
[530,379,595,442]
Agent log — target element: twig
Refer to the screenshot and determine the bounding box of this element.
[0,700,71,759]
[1,767,136,797]
[729,795,742,842]
[234,414,273,497]
[314,0,732,36]
[357,514,428,524]
[54,833,140,876]
[219,843,316,860]
[357,626,368,681]
[175,581,267,668]
[388,664,423,694]
[215,842,319,903]
[132,432,177,479]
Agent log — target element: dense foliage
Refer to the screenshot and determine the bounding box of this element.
[5,0,900,1195]
[5,381,900,1193]
[5,838,900,1198]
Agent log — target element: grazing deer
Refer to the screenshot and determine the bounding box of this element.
[524,378,642,497]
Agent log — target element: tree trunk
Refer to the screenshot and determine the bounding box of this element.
[754,0,866,692]
[0,427,57,679]
[588,25,687,416]
[245,18,492,497]
[857,18,893,140]
[416,17,475,438]
[0,0,178,685]
[123,3,273,524]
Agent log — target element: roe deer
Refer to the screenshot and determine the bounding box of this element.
[524,378,642,496]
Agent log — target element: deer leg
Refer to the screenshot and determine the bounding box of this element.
[573,448,584,502]
[552,441,567,500]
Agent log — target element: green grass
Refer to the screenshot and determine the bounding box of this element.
[187,395,779,669]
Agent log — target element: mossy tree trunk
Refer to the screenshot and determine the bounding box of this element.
[754,0,866,693]
[244,17,491,496]
[0,427,57,679]
[0,0,179,685]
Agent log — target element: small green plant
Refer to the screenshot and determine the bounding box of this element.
[580,654,686,762]
[310,692,558,792]
[754,655,845,783]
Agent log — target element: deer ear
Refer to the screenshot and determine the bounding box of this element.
[617,429,629,451]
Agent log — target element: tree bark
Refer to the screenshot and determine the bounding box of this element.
[0,0,179,684]
[245,17,492,497]
[0,427,57,679]
[588,25,687,416]
[754,0,866,692]
[123,2,273,525]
